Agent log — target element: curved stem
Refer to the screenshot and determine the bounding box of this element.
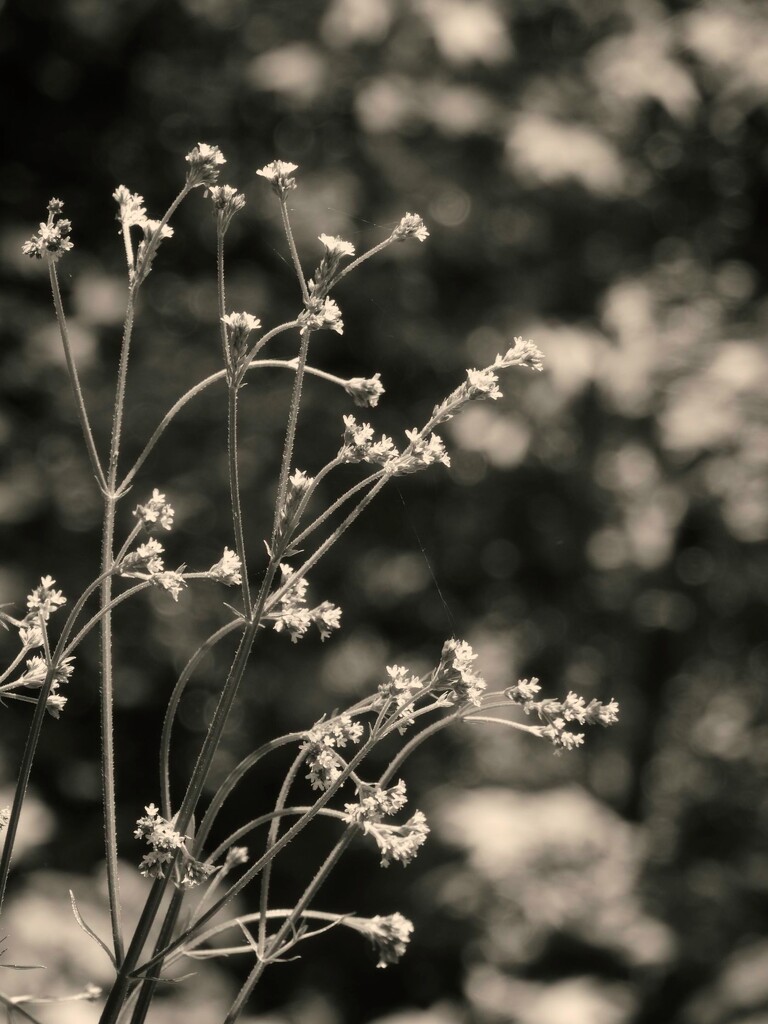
[203,806,344,868]
[292,470,384,549]
[159,620,244,820]
[48,262,107,492]
[333,235,394,286]
[280,200,310,305]
[227,386,252,618]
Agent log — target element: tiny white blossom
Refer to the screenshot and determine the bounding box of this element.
[392,213,429,243]
[134,489,175,532]
[113,186,147,227]
[318,234,355,258]
[209,547,243,586]
[256,160,299,196]
[344,374,385,408]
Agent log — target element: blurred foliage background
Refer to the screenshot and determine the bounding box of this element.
[1,0,768,1021]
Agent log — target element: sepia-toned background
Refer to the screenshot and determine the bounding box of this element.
[1,1,767,1021]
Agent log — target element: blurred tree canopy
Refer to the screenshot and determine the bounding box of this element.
[1,1,768,1022]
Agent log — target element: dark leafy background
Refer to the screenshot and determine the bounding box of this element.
[1,1,767,1022]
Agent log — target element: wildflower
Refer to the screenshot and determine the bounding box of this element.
[113,186,147,227]
[434,639,486,706]
[22,204,74,261]
[134,220,174,286]
[353,913,414,968]
[26,576,67,621]
[0,807,9,831]
[506,677,541,703]
[340,416,399,467]
[344,780,408,825]
[153,571,187,602]
[209,547,242,586]
[256,159,299,197]
[302,296,344,335]
[318,234,355,259]
[185,142,226,189]
[134,803,185,880]
[269,564,341,644]
[376,664,424,709]
[343,374,385,408]
[358,811,430,868]
[505,680,618,753]
[18,620,44,649]
[389,430,450,475]
[275,469,314,552]
[494,337,545,373]
[302,713,364,791]
[208,184,246,231]
[179,857,216,889]
[391,213,429,243]
[311,601,342,641]
[133,489,175,532]
[222,846,249,871]
[45,692,68,718]
[120,538,165,575]
[309,234,356,298]
[222,312,262,373]
[16,654,75,689]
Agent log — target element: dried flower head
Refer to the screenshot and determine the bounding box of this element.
[343,374,385,408]
[134,489,175,532]
[353,913,415,968]
[185,142,226,188]
[256,160,299,197]
[22,205,74,261]
[208,184,246,230]
[113,186,147,227]
[391,213,429,243]
[209,547,243,586]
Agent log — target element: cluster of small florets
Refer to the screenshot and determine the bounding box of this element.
[494,337,545,373]
[133,489,175,532]
[506,678,620,752]
[344,780,428,867]
[113,186,147,227]
[300,295,344,335]
[26,575,67,622]
[352,912,415,968]
[302,714,364,791]
[391,213,429,243]
[208,184,246,231]
[309,234,356,299]
[7,653,75,718]
[373,665,425,729]
[134,804,185,879]
[389,430,450,475]
[274,469,314,553]
[221,311,262,374]
[344,780,408,825]
[268,565,341,643]
[185,143,226,189]
[340,416,399,467]
[434,639,486,706]
[343,374,385,408]
[120,540,187,602]
[256,159,298,197]
[22,199,73,261]
[208,547,243,586]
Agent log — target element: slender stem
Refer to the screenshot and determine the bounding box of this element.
[204,806,344,868]
[227,385,252,618]
[379,711,462,788]
[223,834,354,1024]
[333,235,395,286]
[280,200,310,305]
[257,750,306,952]
[292,470,384,548]
[159,621,244,820]
[249,320,302,359]
[119,357,336,495]
[177,908,349,963]
[48,261,107,492]
[0,647,29,685]
[194,733,303,853]
[63,582,151,656]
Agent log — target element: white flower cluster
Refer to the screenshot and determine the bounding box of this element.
[310,234,356,298]
[208,184,246,231]
[343,373,385,408]
[113,186,147,227]
[256,159,298,197]
[344,780,428,867]
[302,714,364,791]
[26,575,67,622]
[275,469,314,553]
[133,489,175,532]
[120,539,187,602]
[22,199,73,261]
[134,803,214,888]
[391,213,429,243]
[269,565,341,643]
[184,142,226,189]
[340,416,399,467]
[494,337,545,373]
[374,664,425,730]
[353,912,415,968]
[7,653,75,719]
[505,678,620,752]
[392,430,451,475]
[208,547,242,586]
[222,311,262,373]
[301,295,344,335]
[435,639,486,706]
